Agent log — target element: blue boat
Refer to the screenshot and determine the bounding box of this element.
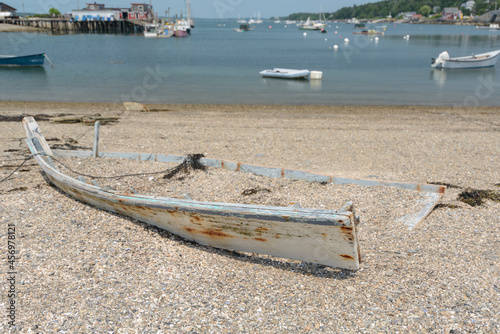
[0,53,45,67]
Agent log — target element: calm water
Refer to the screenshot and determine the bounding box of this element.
[3,20,500,106]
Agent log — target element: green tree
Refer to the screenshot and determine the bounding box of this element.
[49,7,61,17]
[419,5,432,16]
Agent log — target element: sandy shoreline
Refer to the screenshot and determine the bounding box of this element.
[0,23,45,32]
[0,101,499,332]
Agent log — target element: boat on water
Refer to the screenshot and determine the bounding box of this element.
[0,53,45,66]
[476,23,500,30]
[144,21,174,38]
[259,68,311,79]
[234,23,252,32]
[353,29,384,35]
[173,19,191,37]
[431,50,500,69]
[143,23,159,38]
[23,117,445,270]
[298,17,325,30]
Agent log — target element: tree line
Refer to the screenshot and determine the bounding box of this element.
[285,0,500,21]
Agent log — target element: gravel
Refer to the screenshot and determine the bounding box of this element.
[0,102,498,332]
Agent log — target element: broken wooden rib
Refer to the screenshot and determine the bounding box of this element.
[51,150,445,231]
[24,116,364,269]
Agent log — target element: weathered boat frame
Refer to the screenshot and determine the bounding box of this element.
[23,117,445,270]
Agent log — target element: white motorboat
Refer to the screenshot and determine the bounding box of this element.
[259,68,310,79]
[431,50,500,69]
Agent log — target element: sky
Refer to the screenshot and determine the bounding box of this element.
[17,1,369,18]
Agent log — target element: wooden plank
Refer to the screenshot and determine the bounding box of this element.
[93,121,100,158]
[52,149,445,194]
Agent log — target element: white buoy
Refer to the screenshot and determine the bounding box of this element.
[375,37,379,42]
[324,38,327,41]
[333,44,339,50]
[303,32,307,37]
[344,38,349,43]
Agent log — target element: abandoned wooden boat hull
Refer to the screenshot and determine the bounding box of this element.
[24,117,362,269]
[24,117,446,270]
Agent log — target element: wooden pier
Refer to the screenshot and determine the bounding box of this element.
[0,18,146,34]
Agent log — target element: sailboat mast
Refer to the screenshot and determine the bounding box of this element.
[186,0,194,28]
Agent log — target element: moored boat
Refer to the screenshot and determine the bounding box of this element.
[352,29,384,35]
[0,53,45,66]
[173,19,191,37]
[143,23,159,38]
[298,17,325,30]
[431,50,500,69]
[260,68,310,79]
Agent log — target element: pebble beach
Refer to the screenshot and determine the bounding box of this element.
[0,101,499,332]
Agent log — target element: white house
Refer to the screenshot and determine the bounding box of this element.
[0,2,16,18]
[461,1,475,11]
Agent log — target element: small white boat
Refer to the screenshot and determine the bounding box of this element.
[298,17,325,30]
[259,68,310,79]
[431,50,500,69]
[143,24,158,38]
[476,23,500,30]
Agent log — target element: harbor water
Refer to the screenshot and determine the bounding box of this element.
[3,19,500,106]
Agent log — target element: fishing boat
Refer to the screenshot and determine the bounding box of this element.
[173,19,191,37]
[431,50,500,69]
[23,117,445,270]
[352,29,384,35]
[0,53,45,66]
[143,23,158,38]
[259,68,310,79]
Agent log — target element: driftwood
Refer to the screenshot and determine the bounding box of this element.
[51,115,119,125]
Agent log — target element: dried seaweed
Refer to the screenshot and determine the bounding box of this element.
[163,154,206,179]
[433,203,460,210]
[458,188,500,207]
[428,182,462,189]
[241,187,272,196]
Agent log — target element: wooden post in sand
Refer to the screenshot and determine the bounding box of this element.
[93,121,100,158]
